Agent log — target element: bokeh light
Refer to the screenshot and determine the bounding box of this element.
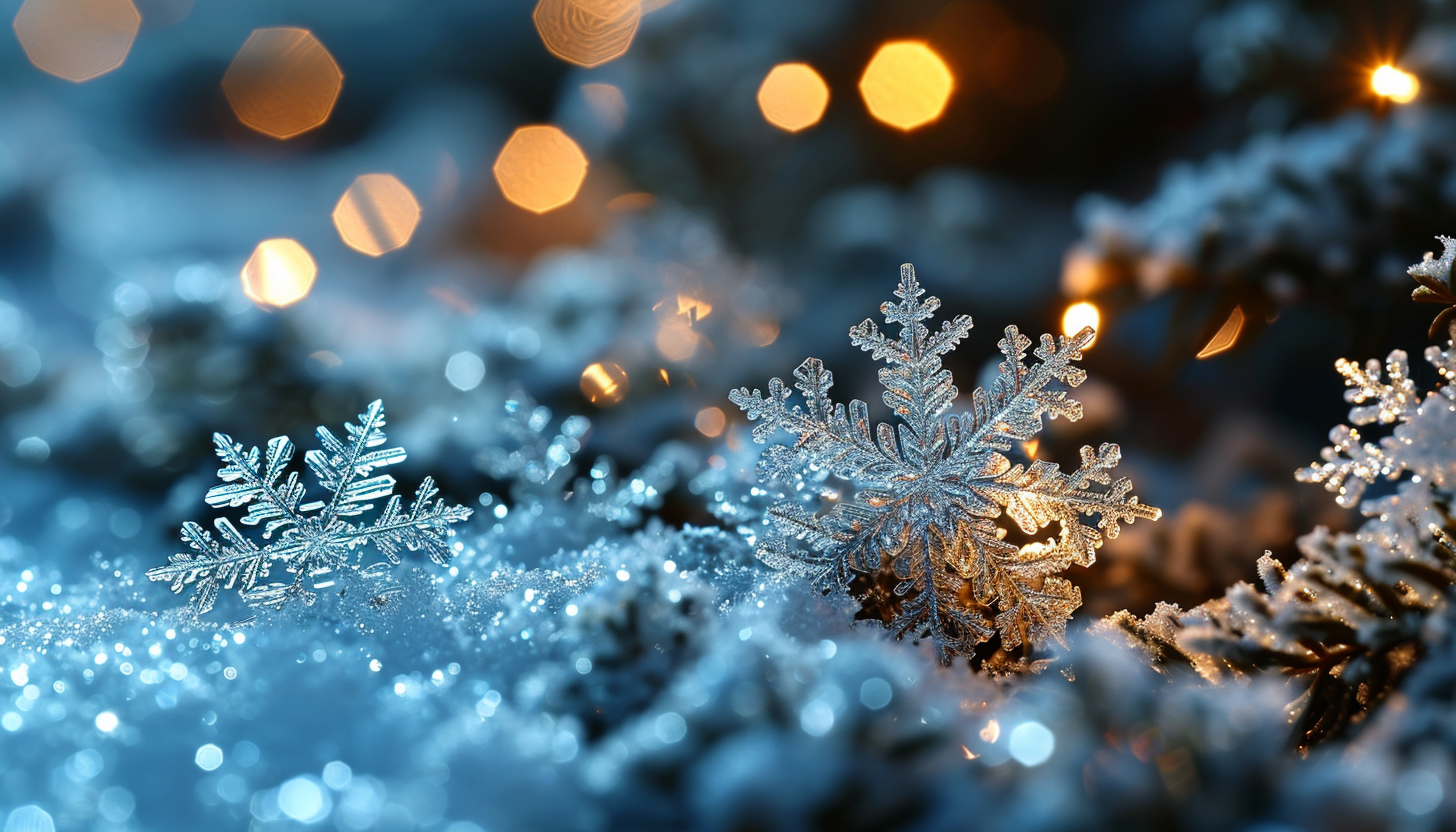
[580,361,628,406]
[1062,301,1099,347]
[1195,306,1244,359]
[241,238,317,308]
[1372,64,1419,104]
[859,41,954,130]
[695,406,726,437]
[757,63,830,132]
[533,0,640,68]
[581,82,627,130]
[493,126,590,214]
[332,174,421,256]
[222,28,343,140]
[12,0,140,83]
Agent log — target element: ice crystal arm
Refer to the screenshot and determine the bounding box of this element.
[731,264,1159,669]
[147,401,470,613]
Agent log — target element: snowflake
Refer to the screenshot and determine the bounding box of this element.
[146,401,472,613]
[729,264,1161,664]
[1297,245,1456,509]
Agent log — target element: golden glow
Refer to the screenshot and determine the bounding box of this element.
[606,192,655,213]
[1062,301,1100,348]
[961,744,978,760]
[1060,246,1108,297]
[1372,64,1419,104]
[757,63,830,132]
[1195,306,1245,359]
[241,238,316,308]
[332,173,421,256]
[695,406,726,438]
[493,126,590,214]
[1023,439,1038,459]
[656,318,699,361]
[533,0,640,68]
[580,361,628,406]
[858,41,954,130]
[222,28,343,140]
[13,0,139,82]
[676,294,712,321]
[741,318,779,347]
[980,719,1000,743]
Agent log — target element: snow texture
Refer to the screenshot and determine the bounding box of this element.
[146,401,472,613]
[730,264,1160,666]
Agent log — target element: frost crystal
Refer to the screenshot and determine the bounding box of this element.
[146,401,472,612]
[730,264,1160,665]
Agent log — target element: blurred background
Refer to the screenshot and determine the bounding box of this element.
[2,0,1455,625]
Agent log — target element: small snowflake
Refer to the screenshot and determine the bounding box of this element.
[146,401,472,613]
[730,265,1160,666]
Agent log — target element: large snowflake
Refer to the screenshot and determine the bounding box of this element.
[146,401,472,613]
[730,265,1160,665]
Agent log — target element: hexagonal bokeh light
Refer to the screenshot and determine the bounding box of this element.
[757,63,830,132]
[241,238,317,308]
[12,0,140,83]
[533,0,641,68]
[859,41,954,131]
[222,27,343,140]
[332,174,422,257]
[493,126,589,214]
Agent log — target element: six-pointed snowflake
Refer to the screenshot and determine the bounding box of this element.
[730,265,1161,664]
[147,401,472,613]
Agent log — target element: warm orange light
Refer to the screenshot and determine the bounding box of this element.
[533,0,640,68]
[222,28,343,140]
[1196,306,1244,359]
[332,174,421,257]
[741,319,779,347]
[980,719,1000,743]
[580,361,628,406]
[1062,301,1099,347]
[859,41,954,130]
[656,318,699,361]
[13,0,140,82]
[757,63,830,132]
[493,126,589,214]
[241,239,316,308]
[676,294,712,321]
[695,406,726,438]
[1060,246,1108,297]
[1372,65,1419,104]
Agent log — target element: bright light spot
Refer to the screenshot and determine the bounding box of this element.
[800,700,835,736]
[859,41,954,130]
[2,806,54,832]
[12,0,139,82]
[655,318,699,361]
[241,239,316,308]
[859,677,893,710]
[1008,721,1054,766]
[332,174,421,256]
[757,62,830,132]
[222,28,343,139]
[445,352,486,391]
[493,126,589,214]
[1062,301,1099,347]
[194,744,223,771]
[980,719,1000,743]
[1397,769,1444,815]
[321,761,352,790]
[695,406,726,438]
[94,711,119,733]
[961,744,978,760]
[676,294,712,321]
[1373,65,1419,104]
[1060,246,1108,297]
[278,776,329,822]
[1195,306,1245,359]
[565,604,579,616]
[9,665,27,686]
[654,711,687,743]
[533,0,640,68]
[580,361,628,406]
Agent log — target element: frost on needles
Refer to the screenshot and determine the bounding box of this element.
[730,264,1161,669]
[146,400,472,613]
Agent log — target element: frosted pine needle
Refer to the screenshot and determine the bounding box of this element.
[730,264,1160,667]
[146,401,472,613]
